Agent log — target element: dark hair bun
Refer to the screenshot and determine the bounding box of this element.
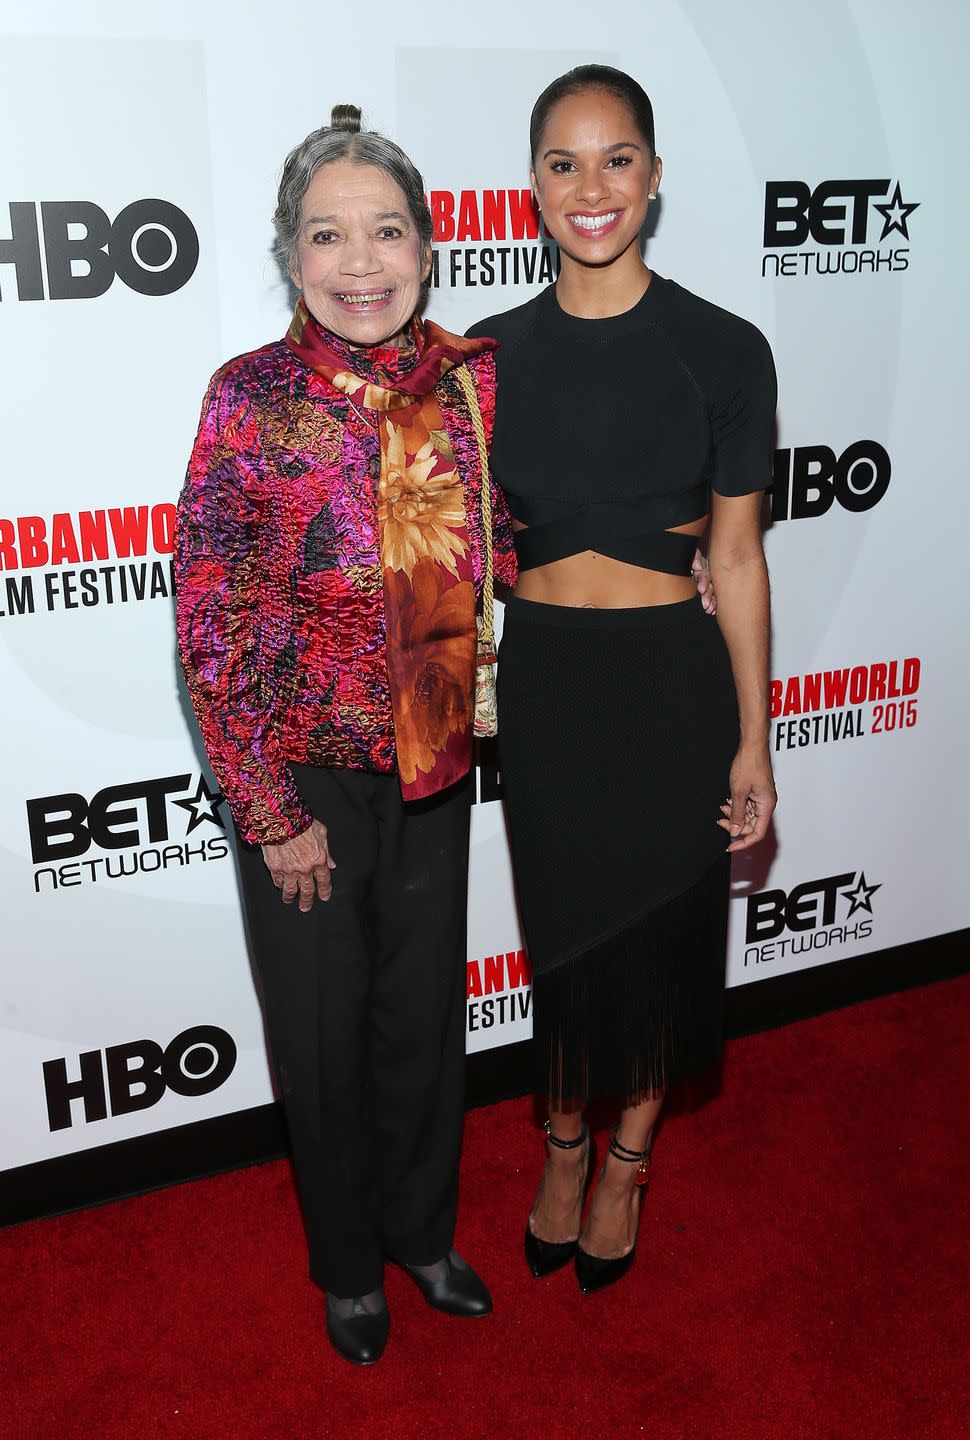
[330,103,362,133]
[530,65,656,161]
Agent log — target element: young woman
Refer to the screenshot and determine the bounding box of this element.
[469,65,777,1292]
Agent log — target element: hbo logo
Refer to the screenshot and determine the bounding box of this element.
[42,1025,236,1131]
[770,441,891,522]
[0,199,199,301]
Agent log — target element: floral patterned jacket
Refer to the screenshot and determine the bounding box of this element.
[174,333,516,846]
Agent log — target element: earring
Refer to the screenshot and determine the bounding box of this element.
[648,192,658,203]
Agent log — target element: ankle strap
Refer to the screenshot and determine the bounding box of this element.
[608,1130,652,1165]
[544,1120,587,1150]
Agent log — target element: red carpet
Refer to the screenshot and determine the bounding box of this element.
[3,976,968,1440]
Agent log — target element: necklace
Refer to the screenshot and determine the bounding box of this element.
[345,398,377,431]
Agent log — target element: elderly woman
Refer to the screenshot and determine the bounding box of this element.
[175,105,515,1366]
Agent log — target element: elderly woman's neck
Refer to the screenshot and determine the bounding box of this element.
[345,327,410,351]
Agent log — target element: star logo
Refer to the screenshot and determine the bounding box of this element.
[873,182,920,242]
[172,775,226,834]
[841,871,881,919]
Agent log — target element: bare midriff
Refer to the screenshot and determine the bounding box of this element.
[511,516,708,608]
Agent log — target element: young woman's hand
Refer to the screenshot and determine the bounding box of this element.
[717,743,777,852]
[261,819,336,911]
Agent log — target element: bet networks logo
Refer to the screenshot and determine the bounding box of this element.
[743,869,881,967]
[762,178,919,279]
[27,772,228,894]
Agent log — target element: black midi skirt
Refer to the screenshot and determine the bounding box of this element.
[498,594,739,1104]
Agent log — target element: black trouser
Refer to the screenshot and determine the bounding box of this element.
[237,765,471,1299]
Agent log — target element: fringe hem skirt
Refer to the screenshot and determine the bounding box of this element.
[497,594,740,1104]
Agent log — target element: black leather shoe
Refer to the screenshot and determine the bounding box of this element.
[401,1250,492,1316]
[325,1294,390,1366]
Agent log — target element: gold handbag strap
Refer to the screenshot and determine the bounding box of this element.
[454,362,494,649]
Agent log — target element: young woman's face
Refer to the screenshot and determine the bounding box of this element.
[531,89,662,268]
[289,160,431,346]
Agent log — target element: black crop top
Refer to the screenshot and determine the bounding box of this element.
[467,275,777,575]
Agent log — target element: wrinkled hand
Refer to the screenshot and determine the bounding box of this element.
[718,743,777,852]
[261,819,336,911]
[692,549,717,615]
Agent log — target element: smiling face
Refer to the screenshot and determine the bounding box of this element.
[531,88,662,269]
[289,159,431,347]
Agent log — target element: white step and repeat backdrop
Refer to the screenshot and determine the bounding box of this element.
[1,1,967,1177]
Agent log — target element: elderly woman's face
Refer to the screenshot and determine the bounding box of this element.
[289,160,431,347]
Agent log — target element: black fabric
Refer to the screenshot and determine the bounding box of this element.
[497,595,738,1102]
[533,854,730,1103]
[468,275,776,572]
[236,765,471,1298]
[513,515,697,576]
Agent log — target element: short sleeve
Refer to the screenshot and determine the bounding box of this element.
[710,327,777,498]
[465,318,496,342]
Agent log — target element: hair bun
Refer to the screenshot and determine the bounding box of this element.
[330,103,362,133]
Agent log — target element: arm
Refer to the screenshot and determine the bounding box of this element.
[175,369,315,848]
[490,467,518,590]
[708,490,776,851]
[176,371,337,909]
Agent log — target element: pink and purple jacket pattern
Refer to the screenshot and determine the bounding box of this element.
[175,339,515,846]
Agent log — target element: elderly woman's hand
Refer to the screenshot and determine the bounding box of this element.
[261,819,336,911]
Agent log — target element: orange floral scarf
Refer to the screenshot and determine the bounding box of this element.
[286,298,496,801]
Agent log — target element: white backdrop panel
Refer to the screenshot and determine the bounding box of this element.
[1,0,966,1176]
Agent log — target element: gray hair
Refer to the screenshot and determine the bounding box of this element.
[274,104,434,276]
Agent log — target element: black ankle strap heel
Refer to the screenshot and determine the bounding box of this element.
[524,1122,593,1279]
[575,1129,653,1295]
[544,1120,588,1150]
[607,1130,652,1188]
